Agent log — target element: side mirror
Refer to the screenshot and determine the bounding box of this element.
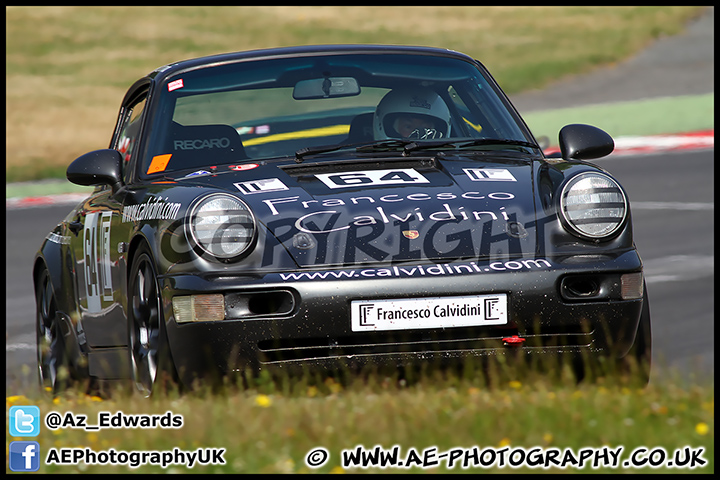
[66,149,124,192]
[558,124,614,160]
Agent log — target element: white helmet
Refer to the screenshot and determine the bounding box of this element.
[373,88,451,140]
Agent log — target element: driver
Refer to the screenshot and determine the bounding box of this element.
[373,87,451,140]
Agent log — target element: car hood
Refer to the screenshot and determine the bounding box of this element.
[179,155,537,267]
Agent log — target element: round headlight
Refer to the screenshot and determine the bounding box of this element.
[187,193,256,260]
[559,172,628,239]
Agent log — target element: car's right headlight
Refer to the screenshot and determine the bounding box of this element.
[559,172,628,240]
[187,193,256,261]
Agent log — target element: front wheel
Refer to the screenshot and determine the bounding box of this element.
[127,245,177,397]
[624,283,652,385]
[573,283,652,386]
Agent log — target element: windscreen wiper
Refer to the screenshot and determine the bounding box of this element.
[296,140,415,163]
[295,144,354,163]
[294,138,534,162]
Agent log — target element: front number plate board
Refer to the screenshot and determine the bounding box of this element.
[351,294,507,332]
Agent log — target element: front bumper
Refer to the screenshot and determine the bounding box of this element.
[163,251,644,385]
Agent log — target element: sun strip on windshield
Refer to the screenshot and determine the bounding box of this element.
[242,124,350,146]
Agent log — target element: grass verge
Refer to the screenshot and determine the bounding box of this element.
[6,361,714,473]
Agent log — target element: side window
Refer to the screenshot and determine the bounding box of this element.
[115,95,147,182]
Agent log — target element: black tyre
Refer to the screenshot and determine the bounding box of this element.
[624,284,652,385]
[572,283,652,385]
[36,267,72,394]
[127,244,177,397]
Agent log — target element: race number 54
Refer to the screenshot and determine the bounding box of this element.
[315,168,430,189]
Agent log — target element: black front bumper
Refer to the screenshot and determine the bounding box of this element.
[163,251,644,386]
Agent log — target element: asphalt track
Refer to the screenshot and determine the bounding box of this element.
[5,8,714,393]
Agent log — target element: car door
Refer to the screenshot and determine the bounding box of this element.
[68,83,150,348]
[67,189,125,348]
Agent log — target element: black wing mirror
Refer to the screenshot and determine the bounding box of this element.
[558,124,614,160]
[66,149,124,192]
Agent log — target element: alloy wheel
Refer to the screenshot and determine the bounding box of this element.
[128,252,162,397]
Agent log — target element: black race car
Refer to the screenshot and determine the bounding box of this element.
[34,45,651,396]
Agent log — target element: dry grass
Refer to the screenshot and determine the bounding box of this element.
[5,6,705,182]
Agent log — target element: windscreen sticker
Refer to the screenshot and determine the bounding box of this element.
[168,79,184,92]
[229,164,259,171]
[147,154,172,174]
[174,137,232,151]
[234,178,289,195]
[182,170,212,178]
[463,168,517,182]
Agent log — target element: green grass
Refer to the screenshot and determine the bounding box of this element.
[523,93,715,141]
[5,6,707,183]
[6,364,714,473]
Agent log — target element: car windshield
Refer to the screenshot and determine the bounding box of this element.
[143,52,534,176]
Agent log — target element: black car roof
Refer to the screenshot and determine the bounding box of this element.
[147,44,477,83]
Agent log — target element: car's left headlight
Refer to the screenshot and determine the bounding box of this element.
[559,172,628,240]
[187,193,256,260]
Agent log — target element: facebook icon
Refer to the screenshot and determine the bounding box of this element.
[9,441,41,472]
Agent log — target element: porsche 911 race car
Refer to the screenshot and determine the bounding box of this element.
[34,45,651,396]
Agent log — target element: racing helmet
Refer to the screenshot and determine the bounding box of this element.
[373,87,451,140]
